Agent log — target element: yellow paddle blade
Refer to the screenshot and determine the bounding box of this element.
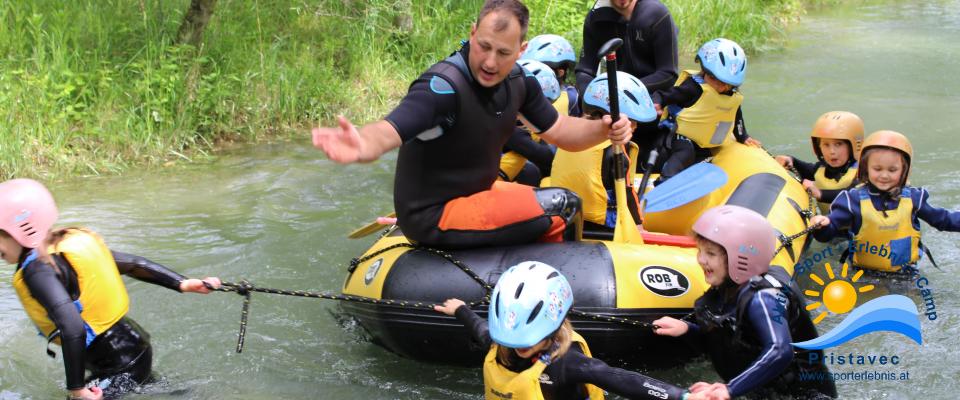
[348,211,397,239]
[612,177,644,244]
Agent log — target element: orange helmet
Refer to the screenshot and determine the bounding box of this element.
[857,130,913,186]
[810,111,864,162]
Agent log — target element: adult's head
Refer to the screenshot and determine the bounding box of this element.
[606,0,638,17]
[469,0,530,87]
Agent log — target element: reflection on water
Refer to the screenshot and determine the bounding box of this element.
[2,1,959,398]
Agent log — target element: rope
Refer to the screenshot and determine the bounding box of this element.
[215,243,667,352]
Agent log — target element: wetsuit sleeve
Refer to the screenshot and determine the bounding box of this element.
[914,188,960,231]
[651,77,700,108]
[112,251,185,292]
[454,305,493,348]
[22,262,86,390]
[639,5,680,93]
[385,78,457,143]
[791,158,819,181]
[504,127,555,174]
[814,190,857,242]
[726,290,795,397]
[732,107,752,143]
[519,74,559,133]
[562,351,687,399]
[575,14,601,96]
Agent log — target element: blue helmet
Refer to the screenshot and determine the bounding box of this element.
[519,59,561,102]
[582,71,657,123]
[488,261,573,348]
[521,34,576,70]
[696,38,747,87]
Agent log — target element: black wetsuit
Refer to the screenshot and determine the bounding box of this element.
[385,43,566,248]
[17,249,185,396]
[653,75,752,180]
[576,0,679,96]
[686,268,837,399]
[784,156,857,206]
[502,126,556,184]
[455,306,687,400]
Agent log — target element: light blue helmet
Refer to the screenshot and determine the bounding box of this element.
[582,71,657,123]
[488,261,573,348]
[696,38,747,87]
[521,34,576,70]
[519,59,561,102]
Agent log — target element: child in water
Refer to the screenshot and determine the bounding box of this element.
[0,179,221,400]
[653,38,762,182]
[654,205,837,399]
[435,261,705,400]
[811,130,960,273]
[776,111,864,214]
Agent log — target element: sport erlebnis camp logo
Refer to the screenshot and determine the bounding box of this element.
[791,262,922,350]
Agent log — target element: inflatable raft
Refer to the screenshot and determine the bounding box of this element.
[340,143,815,365]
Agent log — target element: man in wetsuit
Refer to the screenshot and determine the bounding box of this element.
[311,0,633,249]
[576,0,678,96]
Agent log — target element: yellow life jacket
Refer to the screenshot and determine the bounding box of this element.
[12,228,129,346]
[813,163,858,214]
[673,70,743,149]
[851,188,921,272]
[550,143,639,226]
[483,331,604,400]
[498,95,569,182]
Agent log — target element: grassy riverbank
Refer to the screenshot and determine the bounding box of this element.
[3,0,819,179]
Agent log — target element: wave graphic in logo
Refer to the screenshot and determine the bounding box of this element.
[792,295,922,350]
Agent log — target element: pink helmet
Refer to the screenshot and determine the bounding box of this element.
[0,179,58,248]
[692,205,776,285]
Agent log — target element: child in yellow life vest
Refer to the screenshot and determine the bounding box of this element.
[520,34,581,117]
[653,38,762,182]
[0,179,221,400]
[550,71,656,230]
[498,59,561,185]
[434,261,701,400]
[811,131,960,273]
[775,111,864,214]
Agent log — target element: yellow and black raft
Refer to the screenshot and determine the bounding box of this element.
[340,143,814,365]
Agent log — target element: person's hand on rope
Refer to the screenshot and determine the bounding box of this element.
[774,155,793,169]
[603,113,634,146]
[810,215,830,229]
[652,316,688,337]
[433,298,466,316]
[180,277,222,293]
[802,179,822,200]
[689,382,730,400]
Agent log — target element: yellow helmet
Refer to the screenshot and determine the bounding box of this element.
[810,111,864,162]
[857,130,913,186]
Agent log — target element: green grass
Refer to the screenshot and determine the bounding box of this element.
[2,0,819,179]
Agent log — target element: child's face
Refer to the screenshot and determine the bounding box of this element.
[703,73,733,93]
[696,239,728,287]
[0,234,23,264]
[513,336,551,359]
[867,149,905,192]
[818,138,851,168]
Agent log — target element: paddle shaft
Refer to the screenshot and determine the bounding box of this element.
[598,38,625,180]
[635,119,678,209]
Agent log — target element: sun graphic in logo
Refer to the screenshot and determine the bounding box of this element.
[804,262,875,324]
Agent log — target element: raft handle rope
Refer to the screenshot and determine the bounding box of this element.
[213,242,676,352]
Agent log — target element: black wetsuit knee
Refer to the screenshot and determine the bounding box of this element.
[86,317,154,393]
[534,187,583,240]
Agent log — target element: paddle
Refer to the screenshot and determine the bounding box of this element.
[643,162,728,213]
[347,211,397,239]
[598,38,644,245]
[634,114,678,218]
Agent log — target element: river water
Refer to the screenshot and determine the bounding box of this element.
[2,0,958,398]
